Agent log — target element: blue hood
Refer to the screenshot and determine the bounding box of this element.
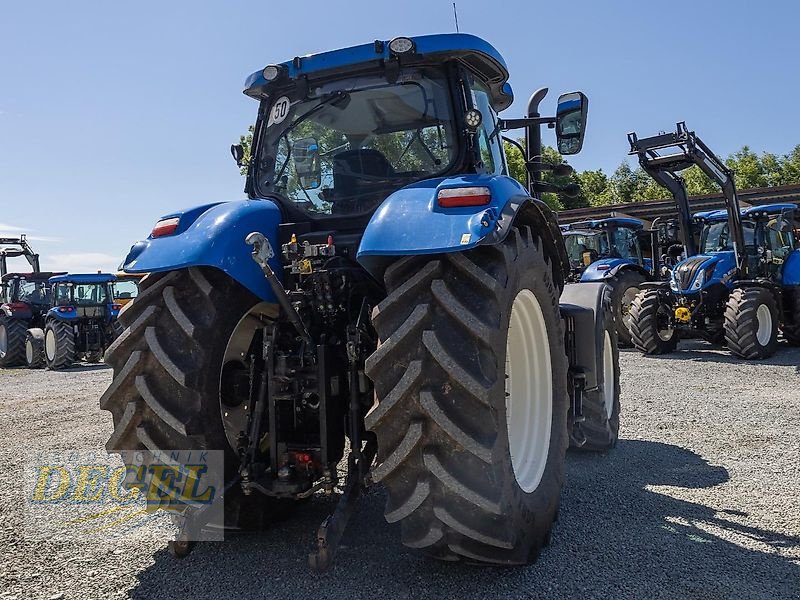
[670,252,737,294]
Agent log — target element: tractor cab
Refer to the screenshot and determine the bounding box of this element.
[1,272,64,320]
[49,273,118,319]
[562,217,646,279]
[112,272,145,307]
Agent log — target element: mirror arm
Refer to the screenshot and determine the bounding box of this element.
[498,116,556,131]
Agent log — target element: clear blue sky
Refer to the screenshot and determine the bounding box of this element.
[2,1,798,272]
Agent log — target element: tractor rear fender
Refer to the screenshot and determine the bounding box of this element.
[1,303,33,320]
[357,173,569,288]
[579,259,650,283]
[559,282,610,392]
[120,200,283,302]
[783,249,800,286]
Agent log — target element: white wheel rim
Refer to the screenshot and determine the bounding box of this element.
[26,339,33,364]
[657,306,674,341]
[505,289,552,494]
[621,287,640,330]
[45,329,57,361]
[755,304,772,346]
[0,324,6,355]
[602,331,614,419]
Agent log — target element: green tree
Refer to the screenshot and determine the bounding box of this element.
[238,125,254,176]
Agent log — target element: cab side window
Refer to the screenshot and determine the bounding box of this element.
[469,77,505,175]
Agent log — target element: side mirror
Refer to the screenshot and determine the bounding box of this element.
[230,144,245,167]
[293,138,321,189]
[555,92,588,155]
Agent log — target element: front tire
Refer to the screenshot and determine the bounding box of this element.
[724,287,778,359]
[0,316,27,367]
[365,225,569,565]
[45,321,76,370]
[629,289,678,355]
[25,328,45,369]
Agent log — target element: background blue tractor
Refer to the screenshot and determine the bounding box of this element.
[628,123,800,358]
[562,216,656,346]
[100,34,620,568]
[28,273,121,369]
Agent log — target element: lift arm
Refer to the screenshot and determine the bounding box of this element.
[627,122,747,276]
[0,235,41,278]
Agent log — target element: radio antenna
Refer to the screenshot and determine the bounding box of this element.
[453,2,460,32]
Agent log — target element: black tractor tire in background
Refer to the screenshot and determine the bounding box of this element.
[724,287,779,359]
[0,316,27,367]
[569,293,620,452]
[25,328,46,369]
[365,225,569,565]
[608,269,647,348]
[781,288,800,346]
[628,289,678,355]
[101,268,294,528]
[45,321,76,370]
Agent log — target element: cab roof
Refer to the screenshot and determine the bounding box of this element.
[565,217,644,231]
[1,272,65,283]
[694,203,797,222]
[243,33,513,111]
[49,273,116,284]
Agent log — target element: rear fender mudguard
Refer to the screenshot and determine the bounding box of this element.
[579,259,650,282]
[1,304,33,320]
[357,174,569,288]
[121,200,283,302]
[559,282,612,392]
[782,249,800,286]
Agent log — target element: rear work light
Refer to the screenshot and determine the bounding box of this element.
[151,217,180,238]
[437,187,492,208]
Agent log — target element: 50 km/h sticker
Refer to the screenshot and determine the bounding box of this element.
[267,96,291,127]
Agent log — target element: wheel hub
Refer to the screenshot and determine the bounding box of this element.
[657,305,674,341]
[0,324,7,355]
[621,287,640,330]
[755,304,772,346]
[505,288,552,494]
[26,339,33,364]
[45,328,57,361]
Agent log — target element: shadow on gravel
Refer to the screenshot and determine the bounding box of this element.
[59,363,111,373]
[624,340,800,369]
[129,440,800,600]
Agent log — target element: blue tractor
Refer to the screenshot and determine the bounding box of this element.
[628,123,800,358]
[27,273,121,369]
[562,217,656,346]
[101,34,620,568]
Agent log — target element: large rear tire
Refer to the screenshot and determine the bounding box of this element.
[45,320,76,370]
[0,316,27,367]
[629,289,678,355]
[724,287,778,359]
[609,269,647,348]
[365,225,569,565]
[25,328,45,369]
[100,268,293,527]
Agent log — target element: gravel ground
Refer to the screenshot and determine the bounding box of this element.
[1,340,799,600]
